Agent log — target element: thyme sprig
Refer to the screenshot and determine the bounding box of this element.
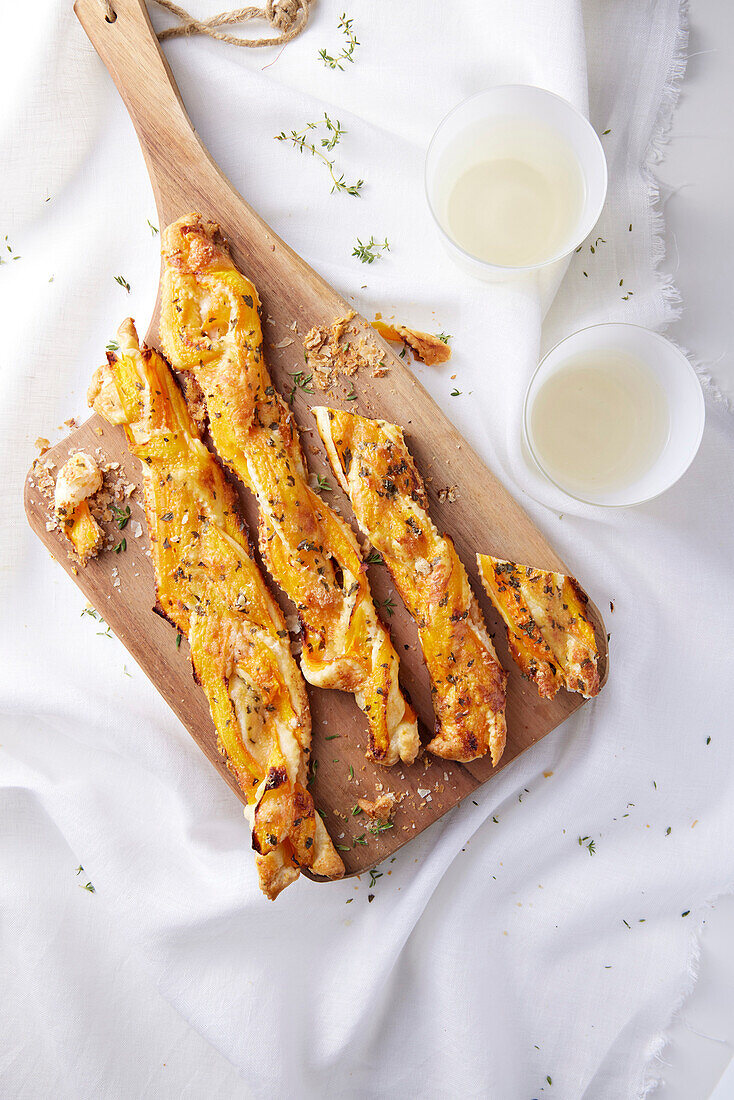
[111,503,131,530]
[578,835,596,856]
[318,13,359,70]
[316,473,332,492]
[275,114,363,196]
[114,274,131,293]
[80,607,112,638]
[76,865,95,892]
[288,369,315,404]
[352,236,390,264]
[376,594,396,616]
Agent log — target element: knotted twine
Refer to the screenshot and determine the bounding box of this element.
[99,0,313,49]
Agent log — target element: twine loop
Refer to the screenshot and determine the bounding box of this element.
[100,0,312,48]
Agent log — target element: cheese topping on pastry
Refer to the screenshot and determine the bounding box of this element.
[314,406,507,766]
[89,318,344,899]
[477,554,600,700]
[158,214,418,767]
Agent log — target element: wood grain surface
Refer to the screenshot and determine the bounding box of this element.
[24,0,608,879]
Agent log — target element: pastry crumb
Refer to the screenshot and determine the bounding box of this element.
[304,312,388,389]
[357,791,396,823]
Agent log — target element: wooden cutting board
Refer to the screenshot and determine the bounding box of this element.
[24,0,608,879]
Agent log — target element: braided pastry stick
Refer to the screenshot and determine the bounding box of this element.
[159,215,418,767]
[314,407,507,766]
[89,319,344,899]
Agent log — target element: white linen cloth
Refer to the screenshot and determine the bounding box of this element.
[2,1,732,1097]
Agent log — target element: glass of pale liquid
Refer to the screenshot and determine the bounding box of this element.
[425,85,607,277]
[524,324,705,506]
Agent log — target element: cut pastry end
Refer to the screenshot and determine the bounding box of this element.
[477,554,600,700]
[425,707,508,767]
[53,452,105,564]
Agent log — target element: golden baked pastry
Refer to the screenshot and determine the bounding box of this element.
[54,451,104,563]
[89,319,344,899]
[158,214,418,767]
[477,554,600,700]
[314,407,507,766]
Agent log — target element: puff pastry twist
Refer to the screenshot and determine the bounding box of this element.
[159,215,418,766]
[89,319,344,899]
[315,407,507,765]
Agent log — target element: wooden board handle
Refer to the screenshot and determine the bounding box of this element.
[74,0,214,220]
